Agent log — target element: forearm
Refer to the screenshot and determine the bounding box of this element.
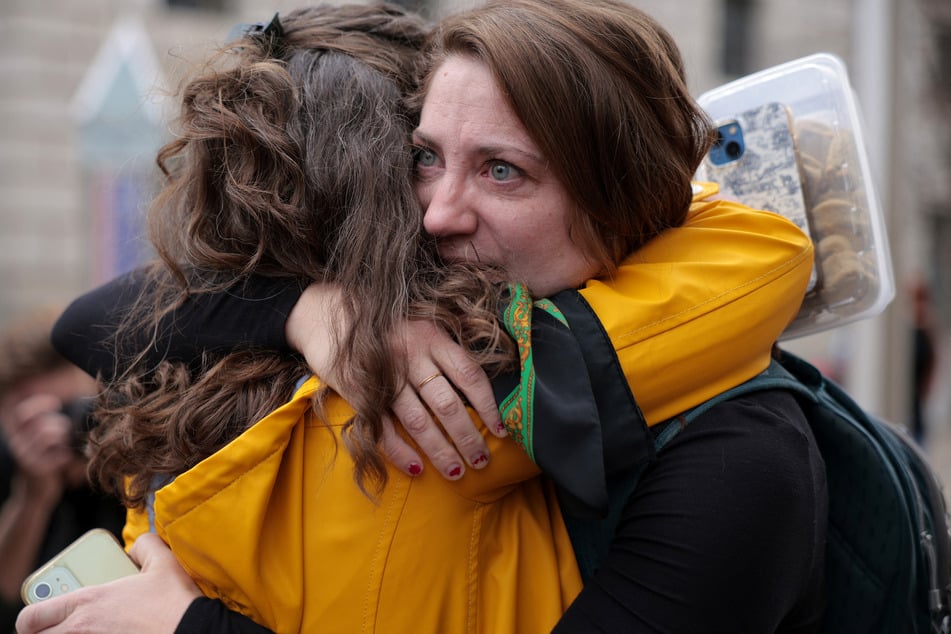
[0,476,59,601]
[284,282,344,385]
[52,267,306,381]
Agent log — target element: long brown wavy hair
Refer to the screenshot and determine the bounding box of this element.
[89,3,513,508]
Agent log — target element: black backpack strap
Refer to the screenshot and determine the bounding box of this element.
[565,359,809,580]
[561,462,650,581]
[670,360,811,429]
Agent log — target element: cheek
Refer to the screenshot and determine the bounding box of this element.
[497,214,565,268]
[525,213,594,274]
[518,208,572,248]
[414,180,431,207]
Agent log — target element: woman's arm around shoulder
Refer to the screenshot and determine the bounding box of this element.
[52,267,304,382]
[578,193,815,424]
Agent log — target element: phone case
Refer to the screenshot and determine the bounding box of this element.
[21,528,139,604]
[696,53,894,340]
[699,102,817,292]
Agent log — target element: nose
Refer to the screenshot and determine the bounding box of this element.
[420,171,477,238]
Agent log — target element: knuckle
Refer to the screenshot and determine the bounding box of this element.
[71,613,96,632]
[380,441,405,464]
[74,585,101,604]
[398,409,433,437]
[456,425,485,446]
[471,395,501,420]
[451,359,483,387]
[428,447,461,469]
[380,434,409,463]
[456,440,488,463]
[428,391,463,420]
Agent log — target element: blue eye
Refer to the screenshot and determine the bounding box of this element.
[489,162,512,181]
[415,147,437,168]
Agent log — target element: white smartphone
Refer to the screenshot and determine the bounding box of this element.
[21,528,139,605]
[699,102,817,292]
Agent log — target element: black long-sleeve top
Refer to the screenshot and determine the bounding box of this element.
[53,271,826,633]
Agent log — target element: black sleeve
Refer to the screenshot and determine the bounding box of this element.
[554,390,827,634]
[175,597,274,634]
[51,268,305,382]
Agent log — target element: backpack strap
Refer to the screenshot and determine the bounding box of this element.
[561,461,651,582]
[565,358,809,580]
[660,359,812,441]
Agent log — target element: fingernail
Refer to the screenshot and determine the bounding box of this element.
[448,464,463,478]
[495,423,507,436]
[471,453,488,468]
[408,462,422,476]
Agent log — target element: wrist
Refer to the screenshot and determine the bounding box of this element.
[285,283,337,351]
[286,283,347,381]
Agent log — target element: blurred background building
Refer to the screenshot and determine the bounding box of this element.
[1,0,949,469]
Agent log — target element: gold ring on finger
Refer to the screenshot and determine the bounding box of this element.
[416,372,443,390]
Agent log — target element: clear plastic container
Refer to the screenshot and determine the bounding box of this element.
[695,53,895,340]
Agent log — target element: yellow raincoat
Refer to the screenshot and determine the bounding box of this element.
[125,186,814,633]
[586,184,814,424]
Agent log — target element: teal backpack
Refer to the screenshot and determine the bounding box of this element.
[566,348,951,633]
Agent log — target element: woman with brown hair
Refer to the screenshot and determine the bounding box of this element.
[25,5,583,632]
[23,1,822,632]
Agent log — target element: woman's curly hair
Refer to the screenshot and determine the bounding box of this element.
[89,3,514,508]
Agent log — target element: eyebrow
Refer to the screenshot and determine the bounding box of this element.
[410,129,436,147]
[412,129,546,166]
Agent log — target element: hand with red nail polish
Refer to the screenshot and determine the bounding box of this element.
[385,319,505,479]
[291,294,503,481]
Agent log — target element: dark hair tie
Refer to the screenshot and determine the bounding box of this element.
[226,12,285,58]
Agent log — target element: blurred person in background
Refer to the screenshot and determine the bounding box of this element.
[0,306,124,633]
[911,276,940,445]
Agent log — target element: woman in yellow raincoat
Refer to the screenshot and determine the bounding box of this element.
[21,2,820,633]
